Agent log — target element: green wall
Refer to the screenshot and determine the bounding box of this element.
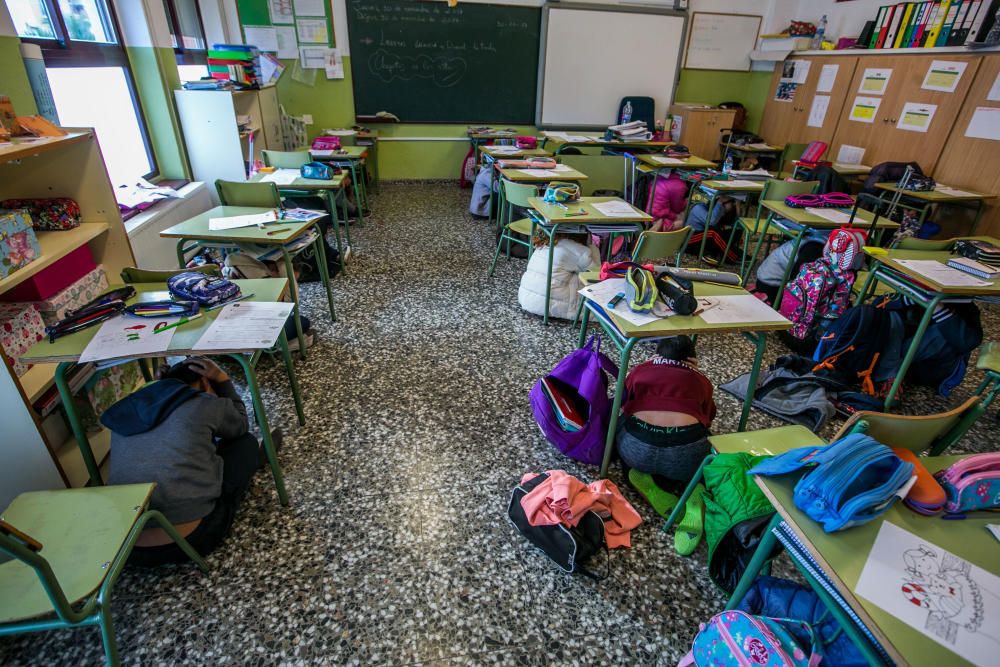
[0,35,37,115]
[126,45,189,179]
[675,68,771,134]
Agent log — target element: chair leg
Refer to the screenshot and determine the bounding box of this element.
[572,297,585,327]
[488,233,507,277]
[662,454,714,533]
[97,603,120,667]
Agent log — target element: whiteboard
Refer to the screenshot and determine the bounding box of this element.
[684,12,762,72]
[537,5,686,127]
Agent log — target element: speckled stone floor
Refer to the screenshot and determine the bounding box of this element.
[2,182,997,666]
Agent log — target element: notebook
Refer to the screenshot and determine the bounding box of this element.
[540,377,587,432]
[947,256,1000,279]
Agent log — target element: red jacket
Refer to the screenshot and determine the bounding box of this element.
[622,358,716,427]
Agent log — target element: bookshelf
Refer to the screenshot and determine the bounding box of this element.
[0,129,137,502]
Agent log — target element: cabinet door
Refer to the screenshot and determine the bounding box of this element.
[759,65,797,145]
[874,55,981,173]
[791,56,858,145]
[830,56,912,166]
[257,87,283,151]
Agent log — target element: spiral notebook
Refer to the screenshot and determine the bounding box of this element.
[946,257,1000,280]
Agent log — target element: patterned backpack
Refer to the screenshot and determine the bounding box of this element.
[779,256,855,340]
[679,609,822,667]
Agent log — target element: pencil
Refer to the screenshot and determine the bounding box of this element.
[153,313,202,333]
[205,293,254,311]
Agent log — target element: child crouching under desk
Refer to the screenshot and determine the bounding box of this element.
[518,231,600,321]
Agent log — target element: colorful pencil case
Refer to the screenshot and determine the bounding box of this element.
[935,453,1000,515]
[124,300,199,318]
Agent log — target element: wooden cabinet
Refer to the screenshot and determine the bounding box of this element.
[760,56,859,146]
[668,104,738,160]
[830,54,980,172]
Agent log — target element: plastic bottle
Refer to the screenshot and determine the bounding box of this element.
[621,100,632,124]
[723,155,733,174]
[812,15,827,49]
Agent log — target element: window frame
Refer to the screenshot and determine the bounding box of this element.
[162,0,208,67]
[14,0,159,182]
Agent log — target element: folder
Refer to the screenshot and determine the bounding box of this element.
[904,2,926,45]
[954,0,983,42]
[884,3,907,46]
[870,6,889,48]
[925,0,951,45]
[912,1,935,45]
[936,0,963,45]
[894,3,915,46]
[967,0,992,41]
[948,0,974,42]
[876,4,896,47]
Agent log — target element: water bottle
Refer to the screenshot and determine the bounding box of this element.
[621,100,632,125]
[811,15,827,49]
[723,155,733,174]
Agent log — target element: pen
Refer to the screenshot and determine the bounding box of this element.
[153,313,202,333]
[607,292,625,309]
[206,293,254,311]
[266,227,290,236]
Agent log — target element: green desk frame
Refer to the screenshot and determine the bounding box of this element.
[875,184,995,237]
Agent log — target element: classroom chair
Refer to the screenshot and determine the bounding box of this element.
[832,396,984,456]
[724,178,818,278]
[262,150,311,169]
[557,154,627,197]
[974,342,1000,410]
[777,143,808,177]
[632,228,693,267]
[216,179,282,207]
[0,485,208,666]
[488,180,537,277]
[120,264,220,283]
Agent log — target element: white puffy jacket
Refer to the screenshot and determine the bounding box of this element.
[518,239,600,320]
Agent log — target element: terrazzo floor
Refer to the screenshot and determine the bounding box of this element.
[2,182,997,666]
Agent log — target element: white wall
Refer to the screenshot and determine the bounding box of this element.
[793,0,886,41]
[0,2,15,37]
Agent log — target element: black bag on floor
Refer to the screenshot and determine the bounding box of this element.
[296,231,341,282]
[508,473,608,579]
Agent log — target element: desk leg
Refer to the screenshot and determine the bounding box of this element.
[337,190,353,250]
[324,190,346,275]
[282,248,307,361]
[725,513,782,611]
[277,330,305,426]
[971,200,985,235]
[883,294,942,411]
[55,361,101,486]
[487,161,496,226]
[350,164,365,227]
[739,331,767,432]
[312,222,336,323]
[698,192,719,264]
[543,227,556,326]
[176,239,189,269]
[600,338,636,479]
[855,264,881,306]
[577,305,591,348]
[770,230,804,312]
[230,353,288,506]
[742,212,774,285]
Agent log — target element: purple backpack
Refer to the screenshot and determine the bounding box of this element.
[680,609,822,667]
[529,335,618,466]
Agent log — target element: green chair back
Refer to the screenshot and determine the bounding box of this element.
[262,150,310,169]
[779,143,810,175]
[895,237,954,251]
[120,264,221,284]
[215,180,281,207]
[834,396,983,456]
[632,229,694,267]
[558,155,627,196]
[765,178,819,202]
[502,180,538,208]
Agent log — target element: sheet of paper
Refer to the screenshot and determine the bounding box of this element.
[578,279,672,326]
[296,18,328,44]
[243,25,278,52]
[697,295,787,325]
[859,68,892,95]
[965,107,1000,141]
[780,59,811,85]
[259,168,300,185]
[836,144,865,165]
[293,0,325,15]
[922,60,968,93]
[542,131,568,139]
[894,259,991,287]
[730,168,773,177]
[805,207,853,224]
[988,525,1000,544]
[552,164,574,172]
[989,73,1000,103]
[720,179,763,188]
[652,156,685,165]
[488,146,521,154]
[897,102,937,133]
[325,47,343,79]
[79,315,175,363]
[517,169,559,177]
[935,185,976,197]
[268,0,293,24]
[849,96,882,124]
[747,143,776,150]
[275,25,298,58]
[807,94,830,128]
[855,522,1000,667]
[193,302,295,351]
[298,46,327,69]
[774,82,797,103]
[208,211,277,231]
[591,201,642,218]
[816,63,839,93]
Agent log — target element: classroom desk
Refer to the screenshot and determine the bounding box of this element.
[310,146,371,219]
[722,143,783,163]
[160,206,336,359]
[480,146,552,161]
[542,136,673,155]
[854,243,1000,410]
[729,455,996,667]
[498,166,588,183]
[630,153,719,205]
[19,279,299,506]
[528,196,652,326]
[576,281,791,478]
[468,130,518,164]
[874,183,996,236]
[249,171,354,258]
[791,162,873,180]
[687,179,767,263]
[354,130,380,193]
[743,201,897,309]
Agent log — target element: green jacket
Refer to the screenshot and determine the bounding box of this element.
[703,452,774,594]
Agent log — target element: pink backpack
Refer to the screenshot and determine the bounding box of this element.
[647,172,688,225]
[680,609,821,667]
[779,257,856,340]
[311,135,341,151]
[460,146,476,188]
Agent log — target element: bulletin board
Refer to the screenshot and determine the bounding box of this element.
[235,0,335,52]
[684,12,762,72]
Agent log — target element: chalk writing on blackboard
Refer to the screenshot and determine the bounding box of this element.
[368,49,466,87]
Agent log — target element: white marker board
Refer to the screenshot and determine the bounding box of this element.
[537,4,686,127]
[685,12,762,72]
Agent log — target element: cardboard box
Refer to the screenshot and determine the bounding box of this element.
[0,209,41,280]
[21,265,108,327]
[0,302,46,376]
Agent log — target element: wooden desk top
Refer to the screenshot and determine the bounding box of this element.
[874,183,995,202]
[761,200,896,230]
[500,167,588,182]
[249,170,347,190]
[528,196,652,225]
[864,245,1000,297]
[160,206,318,245]
[636,154,717,170]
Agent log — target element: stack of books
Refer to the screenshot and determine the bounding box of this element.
[608,120,652,141]
[207,44,261,89]
[863,1,998,49]
[33,363,96,417]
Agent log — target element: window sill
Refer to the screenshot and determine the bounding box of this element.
[124,181,207,235]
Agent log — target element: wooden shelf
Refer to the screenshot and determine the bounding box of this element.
[56,427,111,488]
[0,222,110,294]
[0,132,91,166]
[20,362,58,404]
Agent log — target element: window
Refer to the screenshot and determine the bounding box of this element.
[5,0,156,187]
[163,0,207,67]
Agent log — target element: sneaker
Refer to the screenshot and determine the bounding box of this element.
[286,331,315,352]
[258,428,284,469]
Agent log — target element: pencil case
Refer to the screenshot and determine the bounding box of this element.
[935,453,1000,515]
[515,136,537,149]
[167,272,240,306]
[892,448,946,516]
[1,198,81,230]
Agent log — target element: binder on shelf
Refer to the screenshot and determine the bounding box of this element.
[869,6,889,48]
[936,0,963,45]
[884,3,907,47]
[875,4,897,47]
[910,2,931,45]
[948,0,975,42]
[957,0,984,42]
[973,0,1000,44]
[967,0,993,41]
[913,1,937,45]
[925,0,951,44]
[895,3,916,47]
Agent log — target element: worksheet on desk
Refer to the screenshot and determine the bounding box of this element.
[697,295,788,325]
[79,315,176,363]
[193,302,295,350]
[894,260,991,287]
[258,169,300,185]
[804,207,854,224]
[518,169,559,177]
[591,201,641,217]
[578,278,673,326]
[208,211,278,231]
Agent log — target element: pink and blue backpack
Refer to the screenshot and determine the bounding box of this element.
[680,609,822,667]
[779,257,855,340]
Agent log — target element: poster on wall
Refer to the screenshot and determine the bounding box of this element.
[243,26,279,52]
[816,64,839,93]
[849,96,882,123]
[276,25,298,59]
[987,72,1000,102]
[780,59,811,85]
[775,83,798,103]
[921,60,968,93]
[296,18,329,44]
[965,107,1000,141]
[858,68,892,95]
[268,0,293,24]
[897,102,937,133]
[807,95,830,128]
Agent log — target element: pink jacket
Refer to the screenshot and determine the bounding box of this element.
[519,470,642,548]
[647,172,688,229]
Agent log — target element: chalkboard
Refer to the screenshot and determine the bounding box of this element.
[346,0,541,123]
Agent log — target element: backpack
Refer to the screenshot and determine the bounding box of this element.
[459,145,477,188]
[797,140,828,167]
[778,257,855,340]
[824,224,867,271]
[812,303,893,395]
[860,161,923,196]
[679,609,822,667]
[166,272,241,306]
[529,335,618,466]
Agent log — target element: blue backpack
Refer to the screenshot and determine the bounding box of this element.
[167,272,241,306]
[749,434,914,532]
[680,609,821,667]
